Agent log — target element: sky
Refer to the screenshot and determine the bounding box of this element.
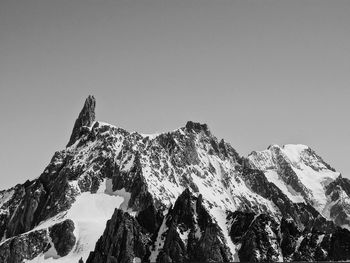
[0,0,349,190]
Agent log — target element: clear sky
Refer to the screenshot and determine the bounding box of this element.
[0,0,349,190]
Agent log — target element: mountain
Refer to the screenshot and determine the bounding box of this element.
[0,96,350,263]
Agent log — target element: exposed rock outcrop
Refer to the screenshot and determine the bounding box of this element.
[325,175,350,226]
[157,190,232,263]
[0,219,76,263]
[86,209,151,263]
[0,229,50,263]
[67,95,96,147]
[49,219,76,257]
[228,209,350,262]
[87,189,233,263]
[238,214,282,262]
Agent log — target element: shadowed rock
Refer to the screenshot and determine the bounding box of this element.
[0,220,75,263]
[86,209,151,263]
[0,229,50,263]
[49,219,76,257]
[67,95,96,147]
[185,121,209,134]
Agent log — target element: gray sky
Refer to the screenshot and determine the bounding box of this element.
[1,0,349,190]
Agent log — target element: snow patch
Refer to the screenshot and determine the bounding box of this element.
[282,144,308,164]
[121,154,135,172]
[192,201,202,239]
[295,236,304,251]
[140,133,160,140]
[210,208,240,261]
[149,213,168,262]
[0,190,14,208]
[291,165,339,215]
[105,179,134,215]
[265,170,305,203]
[43,231,59,260]
[177,227,190,246]
[317,234,325,245]
[27,179,125,263]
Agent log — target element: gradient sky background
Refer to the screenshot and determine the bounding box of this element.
[0,0,349,190]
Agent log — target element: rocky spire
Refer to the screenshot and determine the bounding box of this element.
[66,95,96,147]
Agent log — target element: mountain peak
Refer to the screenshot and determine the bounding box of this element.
[2,98,350,263]
[67,95,96,147]
[185,121,209,134]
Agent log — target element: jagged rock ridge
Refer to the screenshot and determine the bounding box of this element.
[0,96,349,263]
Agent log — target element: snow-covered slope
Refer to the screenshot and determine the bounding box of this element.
[1,96,350,263]
[247,144,343,220]
[24,179,125,263]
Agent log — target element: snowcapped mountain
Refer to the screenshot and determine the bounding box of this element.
[247,144,350,228]
[1,96,350,263]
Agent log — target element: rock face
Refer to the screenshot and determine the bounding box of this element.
[87,189,232,263]
[0,219,76,263]
[1,96,350,262]
[87,209,151,263]
[49,219,76,257]
[156,190,232,263]
[67,95,96,147]
[238,214,282,262]
[228,210,350,262]
[325,175,350,226]
[0,229,50,263]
